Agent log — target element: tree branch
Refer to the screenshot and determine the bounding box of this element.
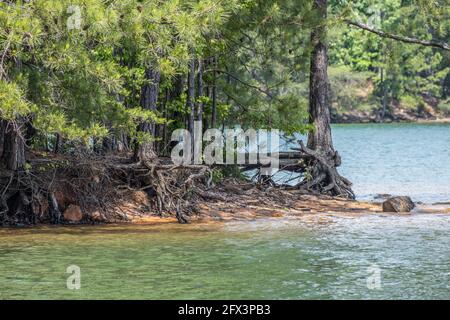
[345,20,450,51]
[206,68,274,98]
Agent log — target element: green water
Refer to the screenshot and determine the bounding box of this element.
[0,123,449,299]
[1,215,450,299]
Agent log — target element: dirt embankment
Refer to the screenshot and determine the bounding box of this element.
[128,189,450,226]
[1,150,375,226]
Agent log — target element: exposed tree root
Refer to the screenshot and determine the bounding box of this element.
[293,141,355,199]
[0,169,39,226]
[0,144,354,226]
[0,153,215,225]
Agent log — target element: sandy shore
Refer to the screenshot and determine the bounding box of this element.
[129,188,450,226]
[415,118,450,124]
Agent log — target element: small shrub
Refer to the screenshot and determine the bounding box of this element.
[437,99,450,114]
[399,95,421,110]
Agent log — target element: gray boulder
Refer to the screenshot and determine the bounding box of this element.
[382,196,415,213]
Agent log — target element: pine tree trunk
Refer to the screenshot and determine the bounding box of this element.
[0,119,5,158]
[197,59,204,126]
[157,88,169,155]
[308,0,334,156]
[102,135,115,154]
[0,121,33,225]
[381,67,388,120]
[54,133,61,154]
[1,121,26,171]
[303,0,354,199]
[135,68,160,161]
[187,56,196,133]
[211,56,218,128]
[186,55,196,159]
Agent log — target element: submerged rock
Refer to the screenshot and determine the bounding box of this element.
[382,196,415,213]
[63,205,84,222]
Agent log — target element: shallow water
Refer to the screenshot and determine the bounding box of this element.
[1,215,450,299]
[0,123,449,299]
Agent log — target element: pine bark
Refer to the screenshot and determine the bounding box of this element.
[197,59,204,126]
[135,68,161,161]
[187,56,196,133]
[1,121,26,171]
[0,119,5,158]
[0,121,32,225]
[305,0,354,199]
[211,56,218,128]
[308,0,333,156]
[186,55,196,160]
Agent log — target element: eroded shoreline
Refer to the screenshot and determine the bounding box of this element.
[130,192,450,226]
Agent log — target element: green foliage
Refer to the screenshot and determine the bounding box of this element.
[211,168,224,184]
[0,80,34,120]
[216,0,314,134]
[399,95,422,110]
[329,0,449,113]
[329,66,376,112]
[213,165,246,183]
[0,0,236,147]
[0,0,448,159]
[437,99,450,114]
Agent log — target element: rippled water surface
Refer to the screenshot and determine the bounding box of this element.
[1,215,450,299]
[333,123,450,203]
[0,123,449,299]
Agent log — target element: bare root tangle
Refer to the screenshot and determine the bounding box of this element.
[1,145,353,226]
[293,140,355,199]
[1,153,215,225]
[0,170,38,225]
[236,141,353,199]
[109,159,213,223]
[141,162,213,223]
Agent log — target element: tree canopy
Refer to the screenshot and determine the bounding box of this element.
[0,0,448,160]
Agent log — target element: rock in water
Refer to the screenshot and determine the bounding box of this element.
[63,205,83,222]
[382,196,415,212]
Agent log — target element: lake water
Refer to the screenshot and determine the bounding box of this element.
[0,123,449,299]
[333,123,450,203]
